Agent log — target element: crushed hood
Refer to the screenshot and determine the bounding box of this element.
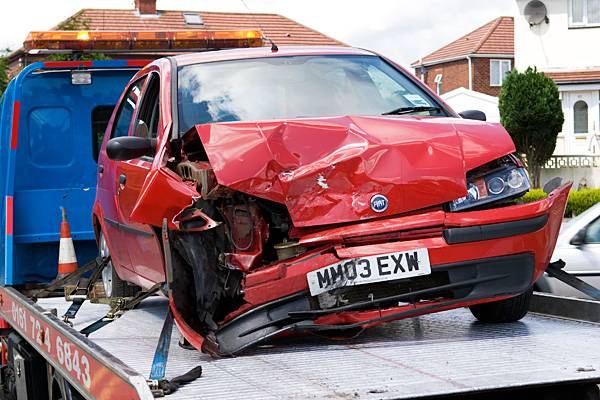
[195,116,515,227]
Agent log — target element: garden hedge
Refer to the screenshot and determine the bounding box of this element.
[516,188,600,217]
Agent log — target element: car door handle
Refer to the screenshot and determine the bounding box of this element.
[119,174,127,186]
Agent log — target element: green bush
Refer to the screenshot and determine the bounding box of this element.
[516,189,547,204]
[565,189,600,217]
[516,188,600,217]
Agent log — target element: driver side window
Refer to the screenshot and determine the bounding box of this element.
[111,78,146,139]
[133,73,160,141]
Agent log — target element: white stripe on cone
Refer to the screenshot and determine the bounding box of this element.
[58,237,77,264]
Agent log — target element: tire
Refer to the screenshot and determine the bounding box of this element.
[99,232,139,298]
[469,288,533,323]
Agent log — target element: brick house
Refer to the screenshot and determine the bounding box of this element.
[7,0,344,71]
[411,17,514,97]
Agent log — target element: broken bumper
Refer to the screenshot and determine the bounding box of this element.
[203,184,570,355]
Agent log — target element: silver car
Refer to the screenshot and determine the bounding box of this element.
[537,202,600,298]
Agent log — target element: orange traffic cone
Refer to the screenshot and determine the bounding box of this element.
[58,207,78,278]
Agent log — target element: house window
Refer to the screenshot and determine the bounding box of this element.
[570,0,600,27]
[434,74,443,95]
[574,100,589,133]
[490,60,511,86]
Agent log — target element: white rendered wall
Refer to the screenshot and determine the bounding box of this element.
[514,0,600,71]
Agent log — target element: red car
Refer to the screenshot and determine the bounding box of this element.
[93,46,570,356]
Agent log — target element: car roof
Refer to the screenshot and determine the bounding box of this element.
[174,46,376,66]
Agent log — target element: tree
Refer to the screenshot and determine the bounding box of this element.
[0,47,10,97]
[49,14,110,62]
[0,56,8,97]
[56,13,91,31]
[499,67,564,188]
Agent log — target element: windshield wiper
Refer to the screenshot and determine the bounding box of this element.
[382,106,441,116]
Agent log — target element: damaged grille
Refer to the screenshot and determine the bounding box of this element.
[315,272,452,310]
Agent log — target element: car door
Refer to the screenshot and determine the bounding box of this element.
[97,77,146,276]
[551,216,600,298]
[114,72,165,284]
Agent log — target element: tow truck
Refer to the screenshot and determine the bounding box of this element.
[2,30,600,400]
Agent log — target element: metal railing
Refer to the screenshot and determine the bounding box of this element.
[542,155,600,169]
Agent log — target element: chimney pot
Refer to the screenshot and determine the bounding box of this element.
[135,0,157,15]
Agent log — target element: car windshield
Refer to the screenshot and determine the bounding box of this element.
[177,54,445,133]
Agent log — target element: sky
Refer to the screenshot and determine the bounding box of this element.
[0,0,517,67]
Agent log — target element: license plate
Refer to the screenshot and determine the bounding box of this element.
[306,248,431,296]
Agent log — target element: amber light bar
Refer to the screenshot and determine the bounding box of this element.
[24,30,264,52]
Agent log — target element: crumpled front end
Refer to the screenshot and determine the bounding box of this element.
[194,115,516,227]
[131,114,568,356]
[195,183,569,355]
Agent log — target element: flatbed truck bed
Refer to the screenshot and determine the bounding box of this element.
[3,286,599,400]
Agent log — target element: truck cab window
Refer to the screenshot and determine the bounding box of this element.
[111,78,145,139]
[91,105,116,161]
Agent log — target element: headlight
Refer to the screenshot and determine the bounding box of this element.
[449,166,530,212]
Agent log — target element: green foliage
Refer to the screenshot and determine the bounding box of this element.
[0,56,8,97]
[56,14,91,31]
[516,188,547,204]
[50,13,108,63]
[499,67,564,188]
[517,188,600,217]
[565,189,600,217]
[45,53,112,62]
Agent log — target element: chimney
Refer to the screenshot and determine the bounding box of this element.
[135,0,157,15]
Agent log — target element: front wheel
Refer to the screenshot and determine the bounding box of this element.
[469,288,533,323]
[99,232,139,298]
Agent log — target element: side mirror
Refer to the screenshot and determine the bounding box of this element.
[459,110,487,121]
[570,228,587,247]
[106,136,156,161]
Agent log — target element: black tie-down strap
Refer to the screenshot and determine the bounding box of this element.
[546,260,600,300]
[147,366,203,397]
[79,282,163,336]
[33,257,111,300]
[147,309,202,397]
[62,257,111,324]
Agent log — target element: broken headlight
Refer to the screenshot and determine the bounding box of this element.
[449,165,530,212]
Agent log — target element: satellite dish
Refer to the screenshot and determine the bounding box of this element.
[524,0,549,26]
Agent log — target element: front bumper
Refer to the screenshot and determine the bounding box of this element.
[214,253,535,354]
[205,184,570,355]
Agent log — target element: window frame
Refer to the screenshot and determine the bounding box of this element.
[109,76,147,140]
[569,0,600,28]
[574,100,589,134]
[490,59,512,87]
[434,74,443,95]
[131,72,161,161]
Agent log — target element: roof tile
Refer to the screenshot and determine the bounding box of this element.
[544,70,600,83]
[55,9,344,47]
[413,17,513,66]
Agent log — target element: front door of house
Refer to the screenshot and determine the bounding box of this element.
[564,91,600,155]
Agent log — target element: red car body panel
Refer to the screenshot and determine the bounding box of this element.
[93,46,571,356]
[241,183,569,306]
[195,116,515,227]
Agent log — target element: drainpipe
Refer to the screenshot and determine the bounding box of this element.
[467,55,473,91]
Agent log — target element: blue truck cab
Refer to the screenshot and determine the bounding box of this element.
[0,60,146,285]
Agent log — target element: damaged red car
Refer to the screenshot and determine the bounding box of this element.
[93,46,570,356]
